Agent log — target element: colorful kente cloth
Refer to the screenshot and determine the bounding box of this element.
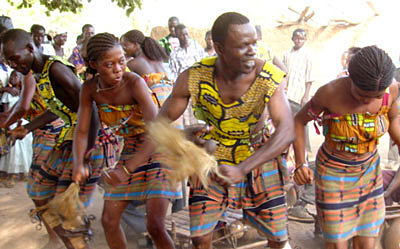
[27,127,119,207]
[103,135,182,201]
[187,57,288,241]
[97,104,145,138]
[30,119,64,168]
[311,92,390,154]
[36,56,78,148]
[142,72,184,129]
[315,144,385,242]
[29,56,116,206]
[97,103,182,201]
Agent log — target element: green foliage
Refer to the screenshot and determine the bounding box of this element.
[5,0,142,16]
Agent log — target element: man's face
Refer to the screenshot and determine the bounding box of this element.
[2,42,34,75]
[292,32,306,50]
[83,26,95,40]
[176,28,189,47]
[168,19,179,37]
[32,29,45,48]
[217,23,257,74]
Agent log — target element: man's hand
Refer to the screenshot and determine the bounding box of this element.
[293,166,314,185]
[7,121,28,140]
[184,124,213,146]
[217,164,245,185]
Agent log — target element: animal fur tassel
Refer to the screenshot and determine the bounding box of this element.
[148,118,231,188]
[30,182,86,230]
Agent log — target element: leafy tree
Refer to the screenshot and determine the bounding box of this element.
[5,0,142,16]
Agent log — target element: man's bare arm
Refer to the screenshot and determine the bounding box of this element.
[239,80,295,174]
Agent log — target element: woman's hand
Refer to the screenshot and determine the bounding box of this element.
[72,164,90,184]
[102,167,130,186]
[293,166,314,185]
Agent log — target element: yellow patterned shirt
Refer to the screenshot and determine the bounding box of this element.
[36,56,78,148]
[188,57,285,165]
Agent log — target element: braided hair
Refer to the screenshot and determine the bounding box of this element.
[122,30,167,62]
[348,45,395,91]
[85,32,120,74]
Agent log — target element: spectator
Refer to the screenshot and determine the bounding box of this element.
[68,24,95,76]
[30,24,55,55]
[169,24,205,82]
[204,30,216,57]
[169,24,205,127]
[0,70,33,188]
[53,31,68,58]
[159,16,180,57]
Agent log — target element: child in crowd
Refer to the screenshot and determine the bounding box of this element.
[0,70,32,187]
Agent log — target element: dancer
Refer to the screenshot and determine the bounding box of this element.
[1,28,114,249]
[293,45,398,249]
[73,32,181,249]
[156,12,294,249]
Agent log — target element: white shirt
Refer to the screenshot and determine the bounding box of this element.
[169,39,206,82]
[283,46,314,104]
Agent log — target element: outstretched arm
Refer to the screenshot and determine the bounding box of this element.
[72,82,94,183]
[243,81,294,170]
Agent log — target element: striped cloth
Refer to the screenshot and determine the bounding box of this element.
[27,127,119,207]
[315,144,385,242]
[189,157,288,242]
[103,134,182,201]
[143,72,184,129]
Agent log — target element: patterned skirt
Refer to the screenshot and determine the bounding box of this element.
[189,156,288,242]
[315,144,385,242]
[103,135,182,201]
[27,126,118,207]
[31,119,64,168]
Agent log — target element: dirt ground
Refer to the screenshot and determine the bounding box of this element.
[0,131,392,249]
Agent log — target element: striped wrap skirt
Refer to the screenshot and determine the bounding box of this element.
[103,134,182,201]
[189,156,288,242]
[27,126,119,207]
[315,144,385,242]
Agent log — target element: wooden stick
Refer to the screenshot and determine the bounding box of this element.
[235,240,269,249]
[297,6,310,23]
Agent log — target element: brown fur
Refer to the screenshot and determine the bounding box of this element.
[148,119,231,188]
